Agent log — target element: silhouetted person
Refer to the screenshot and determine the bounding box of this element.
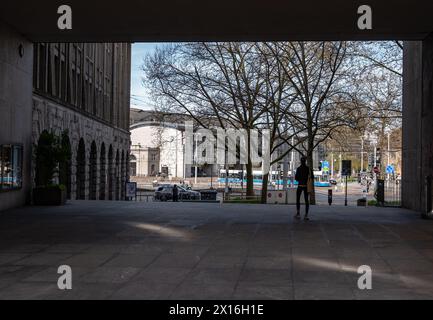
[172,184,179,202]
[295,156,310,221]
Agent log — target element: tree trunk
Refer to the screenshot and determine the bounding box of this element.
[261,173,269,203]
[245,161,254,197]
[245,129,254,197]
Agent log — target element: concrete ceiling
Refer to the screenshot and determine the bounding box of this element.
[1,1,433,42]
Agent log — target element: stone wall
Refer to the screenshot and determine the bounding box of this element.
[32,95,130,200]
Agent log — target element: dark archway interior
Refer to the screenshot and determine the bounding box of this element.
[34,130,50,187]
[59,133,72,199]
[115,150,120,200]
[89,141,97,200]
[99,143,106,200]
[108,146,114,200]
[121,151,125,200]
[76,139,86,200]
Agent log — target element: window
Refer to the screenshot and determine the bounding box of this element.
[0,145,23,191]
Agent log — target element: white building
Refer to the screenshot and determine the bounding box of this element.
[130,109,217,179]
[130,124,185,177]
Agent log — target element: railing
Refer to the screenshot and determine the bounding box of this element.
[383,179,401,206]
[132,190,154,202]
[224,193,261,203]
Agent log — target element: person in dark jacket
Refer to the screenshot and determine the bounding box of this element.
[172,184,179,202]
[295,156,310,220]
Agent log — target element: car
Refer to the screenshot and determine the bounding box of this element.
[154,185,201,201]
[329,179,337,185]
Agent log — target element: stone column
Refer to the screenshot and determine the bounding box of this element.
[402,39,433,212]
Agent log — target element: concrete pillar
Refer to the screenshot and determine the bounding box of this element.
[402,39,433,212]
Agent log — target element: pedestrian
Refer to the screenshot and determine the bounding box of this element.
[294,156,311,221]
[172,184,179,202]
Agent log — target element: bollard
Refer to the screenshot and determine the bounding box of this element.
[328,189,332,206]
[375,179,385,206]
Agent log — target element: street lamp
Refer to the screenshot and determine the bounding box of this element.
[367,132,378,184]
[360,137,364,173]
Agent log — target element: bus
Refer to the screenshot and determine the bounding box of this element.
[217,169,331,187]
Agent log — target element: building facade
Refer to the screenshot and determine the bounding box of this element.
[0,27,132,212]
[32,43,131,201]
[130,108,217,179]
[129,146,160,177]
[0,23,33,211]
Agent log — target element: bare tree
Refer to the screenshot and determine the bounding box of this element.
[266,41,357,204]
[350,41,403,77]
[348,41,403,172]
[143,42,286,197]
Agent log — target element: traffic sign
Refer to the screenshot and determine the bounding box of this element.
[342,160,352,176]
[386,165,395,174]
[373,166,380,174]
[322,160,330,173]
[126,182,137,198]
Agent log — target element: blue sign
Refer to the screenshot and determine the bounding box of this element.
[322,161,330,172]
[386,165,395,174]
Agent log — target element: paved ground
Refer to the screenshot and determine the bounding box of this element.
[0,201,433,300]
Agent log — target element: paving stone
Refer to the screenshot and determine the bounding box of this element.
[62,253,116,267]
[110,281,176,300]
[0,244,50,254]
[80,267,141,284]
[102,254,158,268]
[0,253,30,265]
[385,258,433,274]
[46,282,119,300]
[21,266,94,283]
[195,255,246,269]
[149,253,203,268]
[233,284,294,300]
[244,256,291,269]
[353,288,433,300]
[292,257,341,272]
[338,257,393,273]
[169,283,236,300]
[345,271,409,290]
[44,244,92,253]
[293,270,351,286]
[0,201,432,299]
[294,285,355,300]
[184,267,242,285]
[239,268,292,286]
[12,253,72,266]
[0,282,59,299]
[134,267,191,284]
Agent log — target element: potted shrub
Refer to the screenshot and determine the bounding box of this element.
[33,184,67,205]
[357,198,367,206]
[33,130,71,205]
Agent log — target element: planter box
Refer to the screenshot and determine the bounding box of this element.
[357,198,367,207]
[200,189,218,201]
[33,187,67,206]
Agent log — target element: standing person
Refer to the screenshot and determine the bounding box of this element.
[172,184,179,202]
[295,156,310,221]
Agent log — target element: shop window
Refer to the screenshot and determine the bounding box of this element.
[0,145,23,191]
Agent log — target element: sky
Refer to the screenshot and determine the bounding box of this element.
[130,43,160,110]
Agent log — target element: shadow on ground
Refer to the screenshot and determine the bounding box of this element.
[0,201,432,300]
